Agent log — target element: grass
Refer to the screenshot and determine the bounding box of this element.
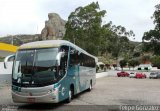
[0,57,4,62]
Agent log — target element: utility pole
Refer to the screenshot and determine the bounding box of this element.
[11,36,13,45]
[97,46,99,56]
[74,38,75,44]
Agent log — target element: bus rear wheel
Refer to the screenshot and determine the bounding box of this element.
[87,81,92,91]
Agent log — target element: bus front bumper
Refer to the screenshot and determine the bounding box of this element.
[12,91,59,103]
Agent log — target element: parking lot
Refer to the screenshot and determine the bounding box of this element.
[0,71,160,111]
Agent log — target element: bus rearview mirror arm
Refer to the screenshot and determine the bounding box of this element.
[56,52,65,66]
[4,55,15,69]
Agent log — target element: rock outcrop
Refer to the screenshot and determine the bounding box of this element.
[41,13,66,40]
[0,13,66,45]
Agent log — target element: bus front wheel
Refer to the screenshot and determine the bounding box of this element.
[66,87,74,103]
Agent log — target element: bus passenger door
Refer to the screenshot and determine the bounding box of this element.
[58,46,69,101]
[68,48,80,94]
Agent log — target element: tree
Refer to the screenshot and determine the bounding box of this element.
[119,59,127,70]
[108,25,135,62]
[128,59,140,69]
[64,1,135,64]
[141,55,151,64]
[98,21,114,55]
[142,4,160,55]
[151,56,160,69]
[64,2,106,55]
[133,52,141,58]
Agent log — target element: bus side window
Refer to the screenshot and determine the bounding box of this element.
[79,53,83,66]
[79,53,95,68]
[70,48,79,67]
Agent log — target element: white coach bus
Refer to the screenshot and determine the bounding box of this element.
[4,40,97,103]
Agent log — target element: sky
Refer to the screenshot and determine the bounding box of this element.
[0,0,159,42]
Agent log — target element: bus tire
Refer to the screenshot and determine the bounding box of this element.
[66,86,74,103]
[87,80,92,91]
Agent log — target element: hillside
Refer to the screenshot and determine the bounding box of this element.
[0,34,40,46]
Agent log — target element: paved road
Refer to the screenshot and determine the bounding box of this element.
[1,71,160,111]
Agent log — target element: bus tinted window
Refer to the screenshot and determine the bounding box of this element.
[78,51,95,68]
[70,48,79,66]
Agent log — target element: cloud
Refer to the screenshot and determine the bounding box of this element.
[0,0,40,35]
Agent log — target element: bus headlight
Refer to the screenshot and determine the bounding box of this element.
[48,88,59,94]
[51,84,61,94]
[48,89,53,94]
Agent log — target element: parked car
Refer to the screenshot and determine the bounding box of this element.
[129,72,136,78]
[96,62,106,72]
[149,72,160,79]
[137,64,152,71]
[135,72,146,79]
[117,71,129,77]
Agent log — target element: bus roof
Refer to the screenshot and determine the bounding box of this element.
[19,40,97,60]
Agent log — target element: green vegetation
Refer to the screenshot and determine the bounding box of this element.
[142,4,160,55]
[128,59,140,68]
[0,57,4,62]
[151,56,160,69]
[119,59,127,70]
[140,55,151,64]
[64,2,106,55]
[65,2,160,67]
[64,1,135,61]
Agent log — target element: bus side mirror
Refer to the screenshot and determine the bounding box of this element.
[56,52,65,66]
[4,55,15,69]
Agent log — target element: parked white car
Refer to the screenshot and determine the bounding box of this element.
[96,62,106,72]
[137,64,152,70]
[129,72,136,78]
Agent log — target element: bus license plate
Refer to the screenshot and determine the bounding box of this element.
[27,98,35,102]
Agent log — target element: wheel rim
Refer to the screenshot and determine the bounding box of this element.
[68,90,72,101]
[90,84,92,90]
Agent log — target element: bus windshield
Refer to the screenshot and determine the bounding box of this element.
[12,48,60,87]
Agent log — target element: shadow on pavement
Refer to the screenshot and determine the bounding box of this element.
[18,102,64,110]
